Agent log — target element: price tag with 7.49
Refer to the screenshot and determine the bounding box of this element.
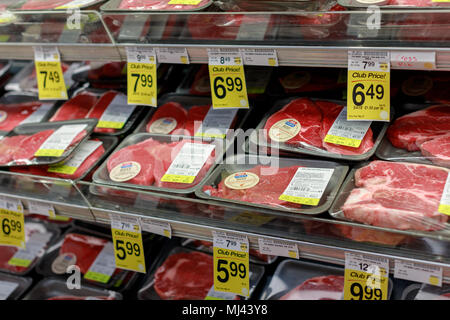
[34,46,68,100]
[126,47,157,107]
[0,198,25,248]
[213,231,249,297]
[208,49,249,109]
[347,50,390,121]
[110,214,146,273]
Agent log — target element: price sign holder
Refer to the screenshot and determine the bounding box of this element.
[126,47,157,107]
[344,252,389,300]
[213,231,249,297]
[347,50,390,121]
[208,49,249,110]
[110,214,146,273]
[34,46,68,100]
[0,197,25,248]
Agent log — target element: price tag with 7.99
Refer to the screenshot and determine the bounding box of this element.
[110,214,146,273]
[0,197,25,248]
[208,49,249,109]
[34,46,68,100]
[213,231,249,297]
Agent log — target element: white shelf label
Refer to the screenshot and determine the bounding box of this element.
[0,196,23,213]
[212,231,248,253]
[240,49,278,67]
[391,51,436,70]
[156,48,190,64]
[27,200,55,217]
[394,260,442,287]
[258,238,299,259]
[126,46,156,64]
[140,218,171,238]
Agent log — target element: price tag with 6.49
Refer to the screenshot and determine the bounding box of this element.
[208,49,249,109]
[347,50,390,122]
[0,197,25,248]
[126,47,157,107]
[34,46,68,100]
[213,231,249,297]
[110,214,146,273]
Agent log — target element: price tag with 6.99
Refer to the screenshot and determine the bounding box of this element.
[213,231,249,297]
[110,214,146,273]
[0,197,25,248]
[34,46,68,100]
[208,49,249,109]
[126,47,157,107]
[347,50,390,121]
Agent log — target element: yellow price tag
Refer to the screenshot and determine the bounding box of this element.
[111,218,146,273]
[160,174,195,184]
[278,194,320,206]
[48,164,78,175]
[439,204,450,216]
[323,134,363,148]
[35,61,68,100]
[0,209,25,248]
[213,246,249,297]
[97,120,125,129]
[127,62,157,106]
[34,148,65,157]
[343,268,388,300]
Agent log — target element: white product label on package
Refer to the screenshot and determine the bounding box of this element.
[8,232,52,267]
[0,281,18,300]
[27,200,55,217]
[20,103,54,125]
[195,108,238,138]
[258,238,299,259]
[156,48,190,65]
[324,107,372,148]
[161,143,215,183]
[140,218,171,238]
[394,260,442,287]
[240,49,278,67]
[84,242,116,283]
[391,51,436,70]
[279,167,334,206]
[438,173,450,216]
[213,231,248,253]
[36,124,87,156]
[98,94,136,129]
[50,140,102,171]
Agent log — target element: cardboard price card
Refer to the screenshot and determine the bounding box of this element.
[208,49,249,109]
[0,197,25,248]
[347,50,390,121]
[34,46,68,100]
[126,47,157,107]
[110,214,146,273]
[213,231,249,297]
[344,252,389,300]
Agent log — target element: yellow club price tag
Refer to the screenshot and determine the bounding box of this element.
[110,215,146,273]
[0,206,25,249]
[126,47,157,107]
[347,50,390,121]
[344,252,389,300]
[213,231,249,297]
[439,174,450,216]
[208,49,249,109]
[34,46,68,100]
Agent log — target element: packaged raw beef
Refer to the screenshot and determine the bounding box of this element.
[0,119,97,167]
[101,0,212,11]
[0,219,59,276]
[197,154,348,215]
[137,246,264,300]
[0,272,32,300]
[18,0,106,9]
[376,104,450,168]
[135,94,249,139]
[250,97,388,161]
[23,278,122,300]
[49,92,99,122]
[93,133,223,194]
[35,228,138,291]
[329,160,449,232]
[0,101,56,132]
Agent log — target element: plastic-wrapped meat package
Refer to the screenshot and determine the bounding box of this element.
[189,65,210,96]
[87,62,126,82]
[118,0,211,10]
[341,160,449,231]
[0,101,46,132]
[50,92,99,122]
[145,102,188,135]
[280,275,345,300]
[387,104,450,167]
[85,91,122,134]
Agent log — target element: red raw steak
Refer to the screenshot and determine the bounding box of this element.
[189,65,211,96]
[387,104,450,151]
[419,134,450,167]
[146,102,187,135]
[50,92,98,122]
[0,102,43,131]
[316,100,374,155]
[342,161,449,231]
[280,275,345,300]
[264,98,323,149]
[154,251,213,300]
[88,62,126,81]
[85,91,120,134]
[184,105,210,136]
[0,135,28,164]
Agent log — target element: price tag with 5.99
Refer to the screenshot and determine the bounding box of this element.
[213,231,249,297]
[208,49,249,109]
[34,46,68,100]
[347,50,390,121]
[126,47,157,107]
[0,198,25,248]
[110,214,146,273]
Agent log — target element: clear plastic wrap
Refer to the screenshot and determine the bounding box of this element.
[338,0,450,9]
[0,0,107,10]
[101,0,213,12]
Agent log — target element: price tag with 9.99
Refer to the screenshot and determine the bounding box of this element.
[213,231,249,297]
[208,49,249,110]
[110,214,146,273]
[34,46,68,100]
[344,252,389,300]
[126,46,157,107]
[347,50,390,122]
[0,197,25,249]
